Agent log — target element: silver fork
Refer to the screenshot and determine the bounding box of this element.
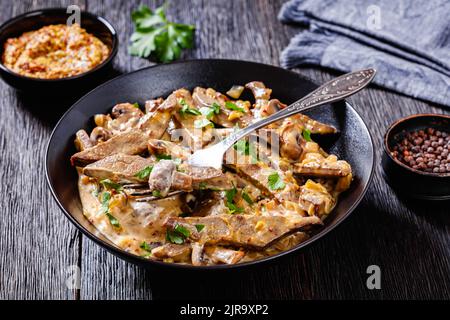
[187,68,376,169]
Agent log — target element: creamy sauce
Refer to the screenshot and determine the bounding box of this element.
[78,173,182,256]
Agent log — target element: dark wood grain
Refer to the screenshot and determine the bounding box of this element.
[0,0,86,300]
[0,0,448,300]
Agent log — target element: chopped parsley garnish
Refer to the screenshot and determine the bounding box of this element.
[225,186,238,203]
[194,118,214,129]
[242,191,254,205]
[179,99,201,117]
[211,102,221,114]
[100,179,123,192]
[224,185,244,214]
[152,190,162,197]
[101,191,111,212]
[267,172,286,190]
[129,5,195,63]
[226,202,244,214]
[106,213,121,228]
[302,129,312,142]
[233,139,258,163]
[195,224,205,232]
[100,191,121,228]
[134,165,154,179]
[225,101,245,113]
[133,102,140,108]
[199,102,221,120]
[140,241,153,252]
[166,223,190,244]
[156,153,172,160]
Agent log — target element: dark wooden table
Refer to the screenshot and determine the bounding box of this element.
[0,0,448,300]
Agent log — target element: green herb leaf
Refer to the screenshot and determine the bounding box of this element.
[195,224,205,232]
[233,139,258,163]
[199,102,221,120]
[166,223,190,244]
[174,224,190,238]
[166,230,184,244]
[211,102,221,114]
[194,118,214,129]
[100,191,120,228]
[129,5,195,62]
[100,179,123,192]
[133,102,140,108]
[134,166,153,179]
[156,154,172,160]
[140,241,153,252]
[226,202,244,214]
[179,99,201,117]
[152,190,162,197]
[242,191,254,205]
[302,129,312,142]
[101,191,111,213]
[199,107,214,120]
[224,185,244,214]
[225,101,245,113]
[225,186,237,203]
[106,212,121,228]
[267,172,286,190]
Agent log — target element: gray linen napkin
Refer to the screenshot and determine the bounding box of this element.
[279,0,450,106]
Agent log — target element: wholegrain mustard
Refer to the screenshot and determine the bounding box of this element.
[2,24,109,79]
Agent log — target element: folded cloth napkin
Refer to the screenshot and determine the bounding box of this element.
[278,0,450,106]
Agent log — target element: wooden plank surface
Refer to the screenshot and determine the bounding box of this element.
[0,0,86,300]
[0,0,448,300]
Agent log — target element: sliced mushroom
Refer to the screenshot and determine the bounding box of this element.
[111,102,143,119]
[151,243,191,262]
[260,99,286,118]
[90,126,112,144]
[204,246,245,264]
[74,129,93,151]
[245,81,272,100]
[294,153,352,178]
[279,123,306,161]
[145,97,164,113]
[148,139,191,160]
[245,81,272,109]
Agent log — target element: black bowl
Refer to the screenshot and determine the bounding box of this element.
[382,114,450,200]
[46,59,375,270]
[0,8,118,95]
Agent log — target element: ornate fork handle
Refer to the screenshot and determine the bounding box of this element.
[221,68,376,150]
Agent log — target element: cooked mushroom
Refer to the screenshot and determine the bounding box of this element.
[279,123,306,161]
[90,126,112,144]
[74,129,93,151]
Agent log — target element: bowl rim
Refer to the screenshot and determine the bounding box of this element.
[383,113,450,178]
[45,59,376,270]
[0,7,118,82]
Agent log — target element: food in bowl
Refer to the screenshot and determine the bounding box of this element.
[70,82,353,265]
[390,127,450,174]
[2,24,109,79]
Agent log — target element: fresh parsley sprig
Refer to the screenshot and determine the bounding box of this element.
[100,191,121,228]
[166,224,191,244]
[135,165,153,180]
[302,128,312,142]
[224,185,244,214]
[267,172,286,191]
[129,5,195,62]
